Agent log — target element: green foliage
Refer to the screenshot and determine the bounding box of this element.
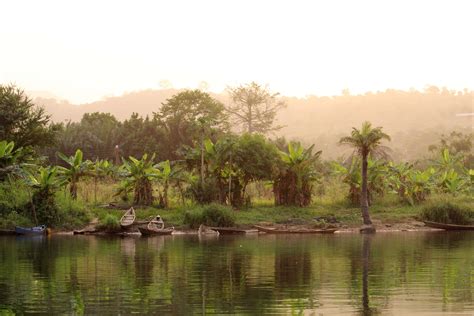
[0,181,30,218]
[155,90,228,160]
[274,142,322,206]
[118,154,159,205]
[339,121,391,158]
[57,149,92,199]
[421,202,473,225]
[0,140,24,180]
[387,163,435,205]
[187,177,220,205]
[0,84,57,149]
[333,158,388,206]
[429,131,474,168]
[339,121,391,225]
[183,203,235,228]
[98,214,120,231]
[55,193,91,229]
[25,167,64,226]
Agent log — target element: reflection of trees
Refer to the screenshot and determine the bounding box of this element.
[20,236,57,278]
[274,241,312,295]
[1,232,473,314]
[134,237,163,287]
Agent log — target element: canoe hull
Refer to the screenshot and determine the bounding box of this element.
[423,221,474,231]
[138,226,174,236]
[210,227,248,234]
[254,225,337,234]
[15,225,47,235]
[120,207,136,230]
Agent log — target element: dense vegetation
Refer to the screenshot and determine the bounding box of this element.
[0,83,472,229]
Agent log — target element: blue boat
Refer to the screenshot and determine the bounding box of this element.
[15,225,47,235]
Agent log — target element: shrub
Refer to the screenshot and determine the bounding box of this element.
[31,187,60,226]
[183,203,235,228]
[98,214,120,232]
[187,178,220,204]
[421,202,473,225]
[56,193,91,229]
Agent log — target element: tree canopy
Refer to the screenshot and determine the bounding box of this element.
[0,84,57,148]
[226,82,286,134]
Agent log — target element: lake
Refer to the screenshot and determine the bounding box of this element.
[0,232,473,315]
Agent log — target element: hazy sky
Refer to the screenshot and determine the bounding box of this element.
[1,0,473,103]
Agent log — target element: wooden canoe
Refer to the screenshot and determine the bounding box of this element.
[209,227,255,234]
[120,207,136,229]
[423,221,474,231]
[138,226,174,236]
[15,225,47,235]
[138,215,173,236]
[254,225,338,234]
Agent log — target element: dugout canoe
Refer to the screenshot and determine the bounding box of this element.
[254,225,337,234]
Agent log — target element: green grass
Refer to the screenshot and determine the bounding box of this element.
[1,179,473,230]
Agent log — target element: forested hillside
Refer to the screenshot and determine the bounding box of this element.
[33,86,473,160]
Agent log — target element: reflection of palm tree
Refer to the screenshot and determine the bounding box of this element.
[361,234,374,316]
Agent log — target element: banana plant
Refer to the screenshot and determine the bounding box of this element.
[437,169,468,195]
[117,154,159,205]
[432,148,464,173]
[275,142,322,206]
[57,149,92,199]
[155,160,172,208]
[0,140,24,180]
[333,157,388,206]
[25,166,65,225]
[404,168,435,205]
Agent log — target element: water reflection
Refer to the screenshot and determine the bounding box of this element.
[361,234,376,315]
[0,232,472,315]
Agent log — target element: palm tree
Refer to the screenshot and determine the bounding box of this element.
[339,122,390,231]
[57,149,91,199]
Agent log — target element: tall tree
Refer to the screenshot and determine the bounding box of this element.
[0,84,57,148]
[154,90,228,160]
[226,82,286,134]
[339,122,390,232]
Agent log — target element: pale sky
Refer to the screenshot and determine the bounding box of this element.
[1,0,473,103]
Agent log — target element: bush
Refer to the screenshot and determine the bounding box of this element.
[0,181,30,217]
[98,214,120,232]
[183,203,235,228]
[187,178,220,204]
[56,193,91,229]
[0,211,32,229]
[421,202,473,225]
[31,187,60,227]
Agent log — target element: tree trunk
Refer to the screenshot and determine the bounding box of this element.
[163,181,169,208]
[200,134,205,186]
[70,181,78,200]
[360,153,373,225]
[248,105,253,133]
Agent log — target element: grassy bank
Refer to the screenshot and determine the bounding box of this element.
[89,194,473,230]
[1,179,472,230]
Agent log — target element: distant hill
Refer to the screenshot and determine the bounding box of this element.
[33,87,473,160]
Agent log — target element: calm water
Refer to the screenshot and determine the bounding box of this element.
[0,232,473,315]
